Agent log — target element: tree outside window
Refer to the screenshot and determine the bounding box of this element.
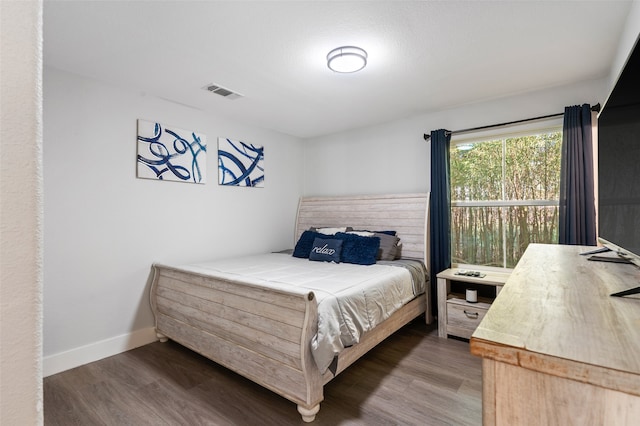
[450,131,562,268]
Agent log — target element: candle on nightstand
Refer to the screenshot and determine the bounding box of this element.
[466,289,478,303]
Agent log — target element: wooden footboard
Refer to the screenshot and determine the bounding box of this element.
[149,264,323,422]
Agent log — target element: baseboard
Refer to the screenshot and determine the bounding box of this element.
[43,326,158,377]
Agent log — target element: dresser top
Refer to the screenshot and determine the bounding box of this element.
[471,243,640,386]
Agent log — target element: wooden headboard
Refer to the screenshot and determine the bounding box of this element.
[295,193,430,265]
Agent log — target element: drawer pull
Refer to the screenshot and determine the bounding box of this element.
[463,310,479,319]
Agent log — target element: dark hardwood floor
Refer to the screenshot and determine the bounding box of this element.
[44,321,482,425]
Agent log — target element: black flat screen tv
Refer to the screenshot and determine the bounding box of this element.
[598,36,640,269]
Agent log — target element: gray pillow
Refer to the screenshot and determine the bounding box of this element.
[374,232,401,260]
[394,242,403,259]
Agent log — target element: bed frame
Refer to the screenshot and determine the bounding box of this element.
[149,193,431,422]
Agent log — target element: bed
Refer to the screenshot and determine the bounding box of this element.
[149,193,432,422]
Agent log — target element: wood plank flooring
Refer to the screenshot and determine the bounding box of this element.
[44,321,482,425]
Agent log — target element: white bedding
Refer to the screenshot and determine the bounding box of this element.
[172,253,425,374]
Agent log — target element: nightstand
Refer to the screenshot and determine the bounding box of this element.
[437,268,510,339]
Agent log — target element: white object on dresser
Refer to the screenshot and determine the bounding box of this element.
[471,243,640,425]
[436,267,510,339]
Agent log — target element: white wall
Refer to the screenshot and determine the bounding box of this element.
[0,0,43,424]
[43,67,304,375]
[304,78,607,196]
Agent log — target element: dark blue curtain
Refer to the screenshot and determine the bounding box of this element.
[429,129,452,315]
[559,104,597,245]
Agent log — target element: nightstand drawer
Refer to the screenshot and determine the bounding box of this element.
[446,302,488,339]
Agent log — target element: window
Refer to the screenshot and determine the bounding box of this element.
[450,127,562,268]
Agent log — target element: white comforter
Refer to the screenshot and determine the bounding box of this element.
[174,253,423,374]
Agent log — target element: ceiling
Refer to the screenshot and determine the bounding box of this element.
[44,1,633,139]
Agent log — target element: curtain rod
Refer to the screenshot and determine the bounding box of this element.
[423,103,601,141]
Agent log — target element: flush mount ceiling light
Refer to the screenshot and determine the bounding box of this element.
[327,46,367,73]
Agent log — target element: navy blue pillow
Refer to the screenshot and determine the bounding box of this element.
[293,230,324,258]
[309,238,342,263]
[334,232,380,265]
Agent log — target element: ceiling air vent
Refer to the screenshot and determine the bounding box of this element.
[203,83,243,100]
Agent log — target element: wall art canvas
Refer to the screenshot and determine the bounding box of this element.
[137,119,207,184]
[218,137,264,187]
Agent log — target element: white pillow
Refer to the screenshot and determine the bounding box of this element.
[347,231,375,237]
[314,227,349,235]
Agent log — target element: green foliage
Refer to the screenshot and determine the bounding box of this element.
[450,132,561,267]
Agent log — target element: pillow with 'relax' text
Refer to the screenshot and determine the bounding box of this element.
[308,238,342,263]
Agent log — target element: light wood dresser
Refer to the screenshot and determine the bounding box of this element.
[470,243,640,425]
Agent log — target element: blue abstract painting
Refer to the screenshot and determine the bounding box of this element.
[137,120,206,184]
[218,137,264,187]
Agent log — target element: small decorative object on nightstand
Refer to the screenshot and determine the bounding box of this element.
[437,268,510,339]
[465,288,478,303]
